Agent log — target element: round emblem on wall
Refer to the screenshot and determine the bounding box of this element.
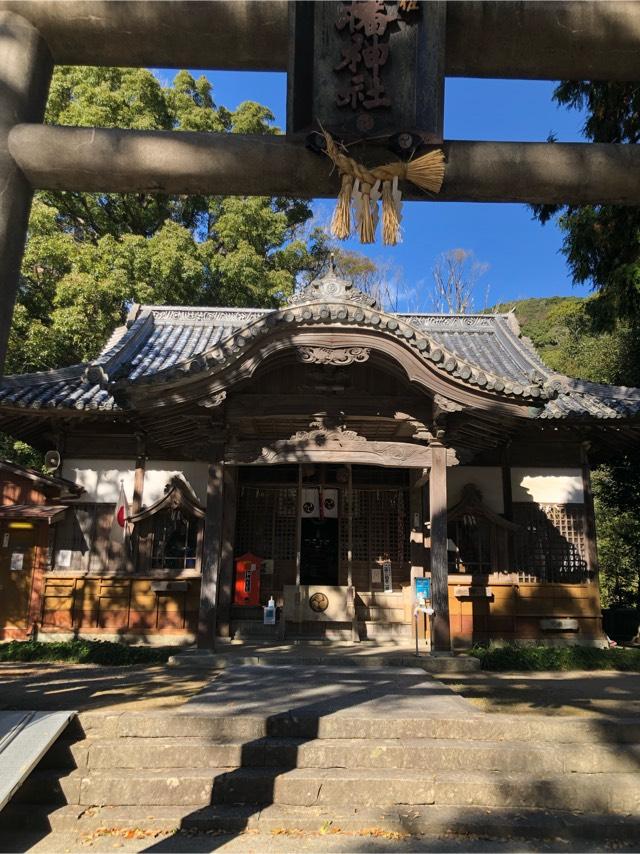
[309,592,329,613]
[324,497,335,511]
[303,502,315,514]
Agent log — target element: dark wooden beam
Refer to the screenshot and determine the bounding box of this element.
[1,2,639,81]
[12,125,640,205]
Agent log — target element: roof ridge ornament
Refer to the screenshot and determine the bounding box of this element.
[287,260,378,308]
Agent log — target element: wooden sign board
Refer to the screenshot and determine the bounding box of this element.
[288,0,445,142]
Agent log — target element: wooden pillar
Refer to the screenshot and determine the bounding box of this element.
[0,12,52,375]
[215,464,238,638]
[132,434,146,514]
[501,442,514,570]
[197,460,224,648]
[295,464,302,587]
[410,469,426,641]
[347,463,358,642]
[429,442,451,652]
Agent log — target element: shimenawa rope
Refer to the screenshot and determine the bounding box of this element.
[322,130,445,246]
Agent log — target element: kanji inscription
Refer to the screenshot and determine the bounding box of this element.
[334,1,420,113]
[288,0,444,142]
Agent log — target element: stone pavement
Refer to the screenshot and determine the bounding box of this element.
[179,664,474,720]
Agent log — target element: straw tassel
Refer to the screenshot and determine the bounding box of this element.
[322,129,445,246]
[382,176,402,246]
[331,172,353,240]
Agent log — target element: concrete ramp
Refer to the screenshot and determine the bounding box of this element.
[0,710,75,811]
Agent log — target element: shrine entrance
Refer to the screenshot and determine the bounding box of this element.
[300,518,339,586]
[231,462,413,641]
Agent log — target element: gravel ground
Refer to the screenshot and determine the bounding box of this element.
[0,663,209,713]
[1,828,638,854]
[437,670,640,717]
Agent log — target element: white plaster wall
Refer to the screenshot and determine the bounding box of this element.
[511,467,584,504]
[447,466,504,514]
[62,459,209,505]
[62,459,136,503]
[143,461,209,506]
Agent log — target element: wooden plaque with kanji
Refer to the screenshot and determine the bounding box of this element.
[288,0,445,142]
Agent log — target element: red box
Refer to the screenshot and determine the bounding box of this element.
[233,553,262,606]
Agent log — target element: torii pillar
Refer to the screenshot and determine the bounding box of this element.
[0,12,52,375]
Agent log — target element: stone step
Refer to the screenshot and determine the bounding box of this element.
[357,593,403,607]
[74,736,640,775]
[359,621,412,639]
[355,606,406,621]
[77,710,640,744]
[42,802,640,842]
[28,767,640,812]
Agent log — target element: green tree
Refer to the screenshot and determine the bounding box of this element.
[7,66,326,375]
[531,82,640,615]
[532,82,640,322]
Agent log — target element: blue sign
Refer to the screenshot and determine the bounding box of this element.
[415,577,431,600]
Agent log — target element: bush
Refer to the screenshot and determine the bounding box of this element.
[0,639,173,666]
[470,642,640,672]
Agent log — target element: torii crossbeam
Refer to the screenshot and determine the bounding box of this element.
[2,0,640,373]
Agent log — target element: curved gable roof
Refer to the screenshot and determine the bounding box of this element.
[1,276,639,422]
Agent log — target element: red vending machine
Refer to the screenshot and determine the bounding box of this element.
[233,553,262,606]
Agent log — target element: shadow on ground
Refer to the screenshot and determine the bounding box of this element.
[0,663,210,712]
[438,670,640,717]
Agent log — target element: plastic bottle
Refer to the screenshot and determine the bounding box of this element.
[263,596,276,625]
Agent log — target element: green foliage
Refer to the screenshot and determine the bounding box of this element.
[593,462,640,608]
[7,66,328,374]
[471,642,640,672]
[532,82,640,322]
[0,435,44,470]
[0,639,172,666]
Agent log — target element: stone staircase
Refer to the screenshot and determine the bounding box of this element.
[4,707,640,842]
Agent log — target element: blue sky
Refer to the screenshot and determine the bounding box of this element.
[156,69,589,312]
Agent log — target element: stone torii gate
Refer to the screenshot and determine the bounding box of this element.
[1,0,640,652]
[2,1,640,375]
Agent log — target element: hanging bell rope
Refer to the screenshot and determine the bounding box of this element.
[322,129,445,246]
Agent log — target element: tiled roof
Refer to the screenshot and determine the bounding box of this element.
[0,504,68,523]
[1,297,639,422]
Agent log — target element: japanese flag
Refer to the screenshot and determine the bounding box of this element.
[111,482,130,545]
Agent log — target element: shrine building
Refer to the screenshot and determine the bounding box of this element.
[1,269,639,651]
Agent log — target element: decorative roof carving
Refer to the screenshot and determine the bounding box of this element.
[198,390,227,409]
[226,425,459,468]
[128,475,205,523]
[288,262,378,308]
[448,483,520,531]
[297,346,370,366]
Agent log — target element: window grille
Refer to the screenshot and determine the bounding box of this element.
[513,503,588,583]
[341,488,409,562]
[151,508,198,571]
[236,486,297,560]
